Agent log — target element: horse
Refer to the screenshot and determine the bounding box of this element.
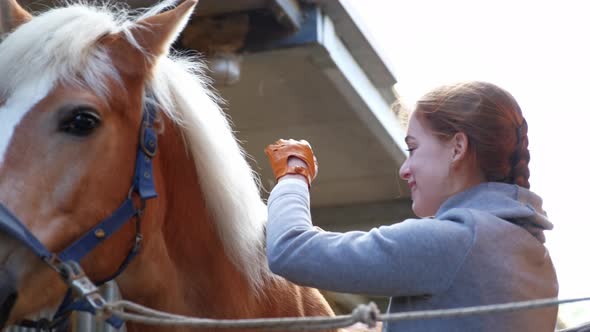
[0,0,338,331]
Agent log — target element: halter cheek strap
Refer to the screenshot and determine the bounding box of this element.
[0,104,159,330]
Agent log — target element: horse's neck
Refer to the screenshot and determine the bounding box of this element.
[115,115,336,332]
[117,116,262,329]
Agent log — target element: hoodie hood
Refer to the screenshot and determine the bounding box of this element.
[436,182,553,243]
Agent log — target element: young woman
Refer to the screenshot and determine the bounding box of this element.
[264,81,558,331]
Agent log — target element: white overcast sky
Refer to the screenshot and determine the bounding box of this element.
[348,0,590,326]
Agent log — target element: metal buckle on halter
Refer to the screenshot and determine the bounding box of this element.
[140,122,157,158]
[57,261,108,315]
[127,186,147,216]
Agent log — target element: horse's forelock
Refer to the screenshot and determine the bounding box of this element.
[0,3,134,101]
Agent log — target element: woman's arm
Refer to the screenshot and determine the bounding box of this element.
[266,178,475,297]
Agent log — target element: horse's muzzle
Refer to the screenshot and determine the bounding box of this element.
[0,268,17,328]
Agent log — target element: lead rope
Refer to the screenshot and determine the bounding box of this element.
[96,296,590,330]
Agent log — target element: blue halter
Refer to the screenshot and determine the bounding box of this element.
[0,104,159,330]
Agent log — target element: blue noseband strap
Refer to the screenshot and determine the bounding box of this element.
[58,199,137,263]
[0,202,53,260]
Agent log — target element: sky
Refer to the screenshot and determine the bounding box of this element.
[347,0,590,327]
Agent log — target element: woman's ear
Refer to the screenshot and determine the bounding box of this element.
[451,132,469,163]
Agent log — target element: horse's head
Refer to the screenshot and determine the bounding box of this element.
[0,0,198,326]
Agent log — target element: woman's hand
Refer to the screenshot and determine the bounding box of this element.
[264,139,318,187]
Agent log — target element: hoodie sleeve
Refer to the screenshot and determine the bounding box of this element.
[266,179,475,297]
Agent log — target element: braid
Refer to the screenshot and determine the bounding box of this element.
[510,119,531,189]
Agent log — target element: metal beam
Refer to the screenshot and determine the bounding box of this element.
[315,14,408,166]
[270,0,304,31]
[313,0,398,102]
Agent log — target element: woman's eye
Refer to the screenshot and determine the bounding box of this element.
[406,147,416,155]
[59,109,101,137]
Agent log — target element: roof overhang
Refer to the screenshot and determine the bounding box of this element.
[213,5,410,207]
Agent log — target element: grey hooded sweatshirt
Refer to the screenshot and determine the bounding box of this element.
[266,180,558,332]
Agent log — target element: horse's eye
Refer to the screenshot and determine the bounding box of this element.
[59,109,101,136]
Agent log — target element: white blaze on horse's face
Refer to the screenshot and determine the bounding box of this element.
[0,77,54,286]
[0,79,67,323]
[0,78,53,167]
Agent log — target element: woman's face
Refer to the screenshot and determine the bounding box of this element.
[399,113,455,217]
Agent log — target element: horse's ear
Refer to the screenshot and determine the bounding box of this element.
[132,0,198,59]
[0,0,32,34]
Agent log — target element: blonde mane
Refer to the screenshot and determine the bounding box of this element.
[0,1,270,289]
[148,54,270,290]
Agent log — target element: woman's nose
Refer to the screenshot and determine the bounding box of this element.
[399,159,410,180]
